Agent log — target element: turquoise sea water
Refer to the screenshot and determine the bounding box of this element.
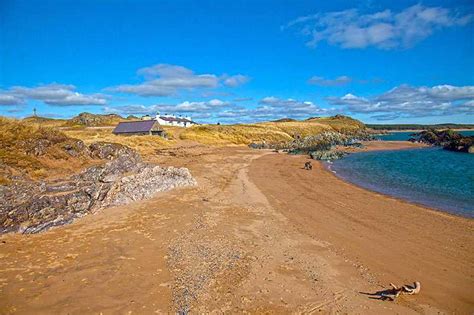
[329,147,474,218]
[377,130,474,141]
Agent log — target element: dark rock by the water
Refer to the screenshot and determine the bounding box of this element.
[248,131,373,162]
[412,129,473,153]
[310,150,347,161]
[283,131,373,154]
[443,137,474,153]
[0,145,197,234]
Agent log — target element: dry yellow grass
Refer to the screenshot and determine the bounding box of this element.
[22,116,68,128]
[63,127,175,157]
[180,116,366,145]
[179,124,293,145]
[310,116,365,132]
[0,117,95,181]
[0,115,367,183]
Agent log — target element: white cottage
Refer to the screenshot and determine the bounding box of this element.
[155,114,198,128]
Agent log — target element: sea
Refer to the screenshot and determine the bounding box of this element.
[375,130,474,141]
[328,130,474,218]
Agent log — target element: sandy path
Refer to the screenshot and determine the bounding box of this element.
[0,142,472,313]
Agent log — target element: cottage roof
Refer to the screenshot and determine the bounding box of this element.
[113,120,159,134]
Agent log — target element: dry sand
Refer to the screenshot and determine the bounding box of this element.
[0,141,472,314]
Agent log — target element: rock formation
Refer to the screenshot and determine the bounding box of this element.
[248,130,372,161]
[0,143,196,234]
[411,129,473,153]
[66,112,126,127]
[310,150,346,161]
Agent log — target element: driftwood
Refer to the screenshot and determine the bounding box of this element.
[362,281,421,301]
[381,282,421,301]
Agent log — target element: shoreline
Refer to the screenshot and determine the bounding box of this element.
[373,128,474,132]
[333,140,471,219]
[345,140,428,152]
[249,148,474,313]
[324,159,470,221]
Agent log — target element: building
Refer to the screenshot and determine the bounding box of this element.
[155,113,197,128]
[141,115,152,120]
[113,120,165,136]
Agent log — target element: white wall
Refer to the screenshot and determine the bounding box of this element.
[155,115,195,128]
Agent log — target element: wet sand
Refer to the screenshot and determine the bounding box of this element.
[0,141,472,313]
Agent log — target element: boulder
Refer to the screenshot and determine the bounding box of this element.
[88,141,139,160]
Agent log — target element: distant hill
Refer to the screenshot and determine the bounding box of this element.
[23,113,138,128]
[65,112,130,127]
[272,118,297,123]
[367,123,474,130]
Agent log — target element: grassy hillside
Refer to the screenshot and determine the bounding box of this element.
[22,116,68,128]
[63,127,175,156]
[0,114,368,179]
[0,115,369,183]
[0,117,96,183]
[180,115,367,145]
[21,113,136,128]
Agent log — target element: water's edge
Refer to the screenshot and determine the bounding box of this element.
[325,147,473,219]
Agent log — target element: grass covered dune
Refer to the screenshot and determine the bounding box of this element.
[179,116,367,145]
[0,114,367,183]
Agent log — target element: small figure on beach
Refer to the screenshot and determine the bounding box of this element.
[304,161,312,170]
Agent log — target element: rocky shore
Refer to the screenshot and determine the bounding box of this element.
[0,142,196,234]
[410,129,474,153]
[249,130,374,161]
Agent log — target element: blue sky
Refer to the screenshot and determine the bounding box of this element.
[0,0,473,124]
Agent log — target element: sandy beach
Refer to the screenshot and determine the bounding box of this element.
[0,141,472,314]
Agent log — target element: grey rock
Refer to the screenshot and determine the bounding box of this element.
[310,150,347,161]
[0,146,196,234]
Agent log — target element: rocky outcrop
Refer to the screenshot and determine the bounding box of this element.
[67,112,125,127]
[0,145,196,234]
[411,129,473,153]
[310,150,346,161]
[248,130,371,161]
[443,137,474,153]
[284,131,372,154]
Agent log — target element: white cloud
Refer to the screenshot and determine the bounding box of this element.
[104,98,232,116]
[0,84,107,106]
[222,74,251,87]
[0,93,24,105]
[213,96,335,122]
[109,64,250,97]
[259,96,333,116]
[105,96,335,123]
[308,75,352,86]
[327,84,474,119]
[284,4,473,49]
